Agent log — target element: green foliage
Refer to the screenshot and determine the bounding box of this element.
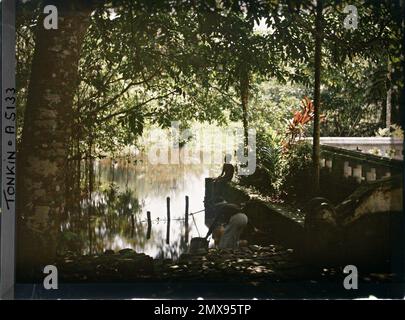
[16,0,403,155]
[249,80,311,132]
[239,128,312,200]
[279,141,313,201]
[238,130,283,194]
[320,57,389,136]
[15,0,404,198]
[275,0,404,136]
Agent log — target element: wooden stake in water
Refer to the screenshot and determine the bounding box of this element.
[147,211,151,240]
[131,214,135,237]
[185,196,189,243]
[131,214,135,229]
[166,197,171,244]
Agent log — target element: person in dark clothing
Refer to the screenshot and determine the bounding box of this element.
[205,200,252,249]
[205,202,241,240]
[205,198,263,248]
[211,154,235,199]
[214,154,234,184]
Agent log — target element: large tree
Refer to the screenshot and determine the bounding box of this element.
[17,0,273,275]
[17,0,96,276]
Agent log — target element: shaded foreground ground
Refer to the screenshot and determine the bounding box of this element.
[16,245,404,299]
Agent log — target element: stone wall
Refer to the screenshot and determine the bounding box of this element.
[305,175,404,270]
[205,174,404,272]
[204,179,304,250]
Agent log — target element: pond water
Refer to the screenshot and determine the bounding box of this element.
[64,154,222,260]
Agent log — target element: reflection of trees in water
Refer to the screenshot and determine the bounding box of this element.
[60,155,209,258]
[98,156,215,199]
[60,185,147,255]
[89,186,146,253]
[154,220,189,260]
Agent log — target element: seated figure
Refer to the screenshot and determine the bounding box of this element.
[211,154,235,199]
[214,154,234,184]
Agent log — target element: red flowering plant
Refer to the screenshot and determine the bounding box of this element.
[283,96,325,150]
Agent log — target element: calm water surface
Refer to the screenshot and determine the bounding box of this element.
[70,155,221,259]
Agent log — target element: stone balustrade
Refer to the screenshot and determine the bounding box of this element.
[320,144,402,184]
[305,137,403,160]
[318,144,403,202]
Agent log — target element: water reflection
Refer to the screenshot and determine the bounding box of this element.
[61,155,220,259]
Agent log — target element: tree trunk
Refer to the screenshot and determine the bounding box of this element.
[386,62,392,128]
[401,0,405,131]
[380,99,387,128]
[17,1,93,278]
[87,137,95,254]
[312,0,323,196]
[240,66,249,149]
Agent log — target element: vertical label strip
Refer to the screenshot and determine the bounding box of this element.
[1,0,16,300]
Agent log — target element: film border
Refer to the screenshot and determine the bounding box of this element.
[1,0,16,301]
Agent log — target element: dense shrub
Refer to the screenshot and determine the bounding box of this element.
[239,130,312,202]
[280,141,313,202]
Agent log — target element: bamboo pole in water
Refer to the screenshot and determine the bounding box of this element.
[185,196,189,243]
[111,159,115,183]
[131,214,135,237]
[166,197,171,244]
[98,160,101,188]
[146,211,151,239]
[126,158,129,188]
